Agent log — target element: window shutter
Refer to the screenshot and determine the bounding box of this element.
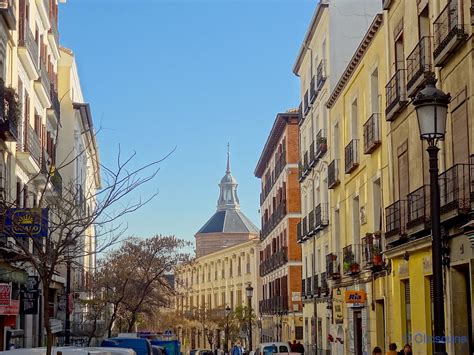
[451,101,469,164]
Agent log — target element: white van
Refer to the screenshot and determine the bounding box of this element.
[253,342,300,355]
[0,347,136,355]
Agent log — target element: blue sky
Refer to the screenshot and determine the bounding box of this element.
[59,0,315,244]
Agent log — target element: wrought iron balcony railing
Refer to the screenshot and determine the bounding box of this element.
[306,277,312,297]
[439,164,471,220]
[316,128,327,159]
[328,159,340,189]
[344,139,359,173]
[20,123,42,168]
[433,0,467,66]
[326,253,340,280]
[303,90,310,115]
[385,200,407,241]
[310,76,316,103]
[309,141,316,167]
[320,272,329,296]
[308,209,315,235]
[361,233,383,269]
[297,221,303,243]
[317,59,327,89]
[19,19,39,71]
[342,244,361,276]
[363,113,381,154]
[259,247,288,276]
[385,69,408,121]
[0,79,19,141]
[302,216,308,238]
[261,200,287,240]
[407,185,431,231]
[298,102,303,124]
[406,36,433,97]
[314,203,329,230]
[312,274,320,297]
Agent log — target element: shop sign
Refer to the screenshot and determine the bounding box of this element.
[4,208,49,238]
[333,289,344,324]
[344,290,367,305]
[0,283,11,305]
[0,300,19,315]
[20,276,39,315]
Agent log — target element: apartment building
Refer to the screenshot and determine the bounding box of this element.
[382,0,474,353]
[57,47,101,339]
[254,111,302,343]
[176,238,259,352]
[292,1,381,353]
[326,14,388,355]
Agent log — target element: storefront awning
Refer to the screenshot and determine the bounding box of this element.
[0,264,28,284]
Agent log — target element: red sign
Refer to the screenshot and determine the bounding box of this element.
[0,283,11,306]
[0,300,19,315]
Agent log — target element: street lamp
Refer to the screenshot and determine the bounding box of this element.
[413,77,450,355]
[245,283,254,351]
[225,305,231,353]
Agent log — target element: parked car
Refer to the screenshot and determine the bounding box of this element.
[101,337,153,355]
[253,342,299,355]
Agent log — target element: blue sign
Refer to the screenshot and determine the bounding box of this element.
[4,208,49,238]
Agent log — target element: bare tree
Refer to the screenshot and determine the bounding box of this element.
[0,145,173,355]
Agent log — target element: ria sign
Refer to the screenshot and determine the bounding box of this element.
[344,290,367,305]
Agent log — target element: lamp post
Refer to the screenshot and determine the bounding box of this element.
[245,283,254,351]
[413,77,450,355]
[225,305,231,354]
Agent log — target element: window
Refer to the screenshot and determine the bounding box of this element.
[351,98,358,139]
[333,122,339,159]
[353,196,360,245]
[373,178,382,231]
[371,68,379,113]
[451,100,469,164]
[397,143,409,200]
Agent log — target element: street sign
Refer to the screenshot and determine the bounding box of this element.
[4,208,49,238]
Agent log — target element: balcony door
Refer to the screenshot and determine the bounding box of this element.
[451,100,469,165]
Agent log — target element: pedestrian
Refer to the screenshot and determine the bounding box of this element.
[372,346,382,355]
[231,343,243,355]
[398,344,412,355]
[290,340,298,352]
[386,343,397,355]
[296,341,305,354]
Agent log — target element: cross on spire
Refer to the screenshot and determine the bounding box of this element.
[226,142,231,173]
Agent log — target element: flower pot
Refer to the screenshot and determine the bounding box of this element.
[373,254,382,266]
[351,262,360,274]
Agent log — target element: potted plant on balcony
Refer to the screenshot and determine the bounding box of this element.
[372,232,383,266]
[343,250,353,274]
[1,84,20,141]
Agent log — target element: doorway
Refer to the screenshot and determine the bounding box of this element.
[353,309,363,355]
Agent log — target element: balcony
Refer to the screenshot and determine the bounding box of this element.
[0,80,19,142]
[308,209,315,235]
[385,69,408,121]
[297,221,303,243]
[301,278,305,298]
[18,19,39,79]
[439,164,471,222]
[36,0,51,31]
[433,1,467,67]
[0,0,16,30]
[343,244,361,276]
[406,36,433,97]
[361,233,383,269]
[316,129,327,159]
[326,253,340,280]
[309,76,317,103]
[344,139,359,174]
[17,124,42,174]
[363,113,381,154]
[312,274,319,298]
[47,87,60,122]
[303,90,310,116]
[320,272,329,296]
[314,203,329,230]
[407,185,430,233]
[260,200,287,240]
[306,277,312,298]
[259,247,288,276]
[260,150,286,204]
[317,60,327,90]
[328,159,340,189]
[259,296,288,315]
[302,216,308,239]
[309,141,316,167]
[48,19,60,57]
[299,151,309,182]
[385,200,408,244]
[34,60,52,108]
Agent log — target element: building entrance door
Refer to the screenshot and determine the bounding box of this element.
[353,309,363,355]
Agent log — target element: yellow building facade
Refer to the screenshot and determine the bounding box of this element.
[176,238,260,352]
[326,14,391,354]
[382,0,474,354]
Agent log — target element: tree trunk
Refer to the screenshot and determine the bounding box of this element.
[107,304,118,338]
[42,282,53,355]
[127,313,137,333]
